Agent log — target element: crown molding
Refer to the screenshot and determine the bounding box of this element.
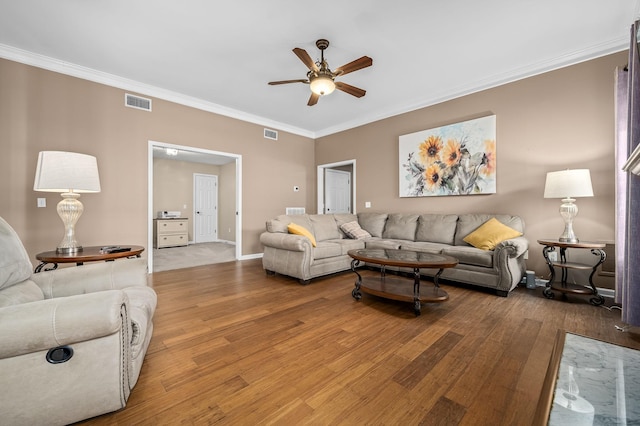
[314,35,630,138]
[0,35,631,140]
[0,44,315,139]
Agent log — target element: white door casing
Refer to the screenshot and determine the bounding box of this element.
[317,159,356,215]
[194,173,218,243]
[325,169,351,214]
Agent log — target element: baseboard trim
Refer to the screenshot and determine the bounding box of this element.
[531,280,615,298]
[241,253,263,260]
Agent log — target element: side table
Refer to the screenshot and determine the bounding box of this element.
[34,245,145,273]
[537,239,606,306]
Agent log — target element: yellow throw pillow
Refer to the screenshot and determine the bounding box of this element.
[463,217,522,250]
[287,223,317,247]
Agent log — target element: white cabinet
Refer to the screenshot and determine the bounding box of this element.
[154,219,188,248]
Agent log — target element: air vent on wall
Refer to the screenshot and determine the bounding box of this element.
[286,207,305,215]
[125,93,152,111]
[264,128,278,140]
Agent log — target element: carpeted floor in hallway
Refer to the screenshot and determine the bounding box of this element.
[152,242,236,272]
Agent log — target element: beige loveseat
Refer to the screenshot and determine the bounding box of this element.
[260,212,528,296]
[0,216,157,425]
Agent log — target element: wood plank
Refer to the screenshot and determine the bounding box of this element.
[79,259,640,425]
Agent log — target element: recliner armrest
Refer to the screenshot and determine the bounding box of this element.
[0,290,128,359]
[32,258,149,299]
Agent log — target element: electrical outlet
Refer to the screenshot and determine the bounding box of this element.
[548,251,558,262]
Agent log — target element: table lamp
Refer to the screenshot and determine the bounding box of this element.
[33,151,101,253]
[543,169,593,243]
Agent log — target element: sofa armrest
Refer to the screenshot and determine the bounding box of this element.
[493,236,529,293]
[31,258,148,299]
[0,290,127,359]
[494,236,528,258]
[260,232,313,252]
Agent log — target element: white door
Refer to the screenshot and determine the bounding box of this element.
[194,174,217,243]
[325,169,351,214]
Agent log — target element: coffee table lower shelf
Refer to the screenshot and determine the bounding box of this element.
[351,272,449,316]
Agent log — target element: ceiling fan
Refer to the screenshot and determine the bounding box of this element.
[268,39,372,106]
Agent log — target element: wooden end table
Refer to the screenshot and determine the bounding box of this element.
[34,245,145,273]
[537,239,606,306]
[348,248,457,316]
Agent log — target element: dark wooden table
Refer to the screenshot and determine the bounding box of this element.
[34,245,145,272]
[348,248,457,316]
[537,239,606,305]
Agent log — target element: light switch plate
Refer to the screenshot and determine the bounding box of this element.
[365,201,371,208]
[37,198,46,208]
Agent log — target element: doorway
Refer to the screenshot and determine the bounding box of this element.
[147,141,242,273]
[317,159,356,214]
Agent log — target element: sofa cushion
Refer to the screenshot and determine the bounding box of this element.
[341,221,371,239]
[310,215,342,242]
[266,219,289,233]
[364,238,402,250]
[463,217,523,250]
[313,241,343,260]
[382,214,419,241]
[455,214,524,246]
[287,223,317,247]
[357,213,389,238]
[400,241,450,254]
[416,214,459,245]
[0,217,33,291]
[442,246,494,268]
[330,238,366,255]
[276,214,315,233]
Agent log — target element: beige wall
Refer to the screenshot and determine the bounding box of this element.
[153,158,236,242]
[219,162,237,242]
[0,51,625,285]
[316,51,627,285]
[0,58,315,265]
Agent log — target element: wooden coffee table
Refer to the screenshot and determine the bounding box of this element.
[348,249,457,316]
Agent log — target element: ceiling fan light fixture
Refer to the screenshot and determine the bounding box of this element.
[310,75,335,96]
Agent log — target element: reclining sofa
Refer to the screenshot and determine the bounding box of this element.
[260,212,528,296]
[0,216,157,425]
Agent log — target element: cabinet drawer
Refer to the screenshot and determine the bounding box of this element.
[157,220,187,232]
[157,233,188,248]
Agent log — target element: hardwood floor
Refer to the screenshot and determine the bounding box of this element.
[83,260,640,425]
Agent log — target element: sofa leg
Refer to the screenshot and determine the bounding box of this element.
[265,270,275,276]
[496,290,509,297]
[299,279,311,285]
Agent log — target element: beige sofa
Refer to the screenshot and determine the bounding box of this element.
[0,216,157,425]
[260,212,528,296]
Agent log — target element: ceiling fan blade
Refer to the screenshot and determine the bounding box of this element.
[268,79,308,85]
[334,56,372,76]
[293,48,319,72]
[335,82,366,98]
[308,92,320,106]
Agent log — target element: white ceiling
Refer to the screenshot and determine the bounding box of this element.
[1,1,639,139]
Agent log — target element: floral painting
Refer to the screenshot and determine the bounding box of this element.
[399,115,496,197]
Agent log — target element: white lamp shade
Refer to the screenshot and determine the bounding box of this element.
[33,151,101,193]
[543,169,593,199]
